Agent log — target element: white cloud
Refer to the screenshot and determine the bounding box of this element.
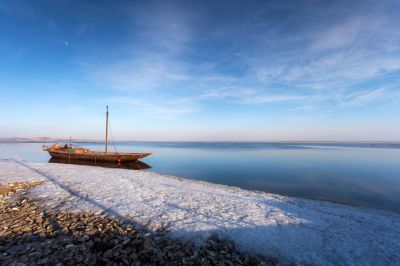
[242,94,308,104]
[251,12,400,91]
[310,17,365,52]
[90,54,190,91]
[84,0,400,121]
[339,87,400,107]
[200,87,257,100]
[105,96,199,119]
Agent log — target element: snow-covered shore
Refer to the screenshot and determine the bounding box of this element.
[1,159,399,265]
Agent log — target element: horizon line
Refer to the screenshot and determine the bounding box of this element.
[1,137,400,144]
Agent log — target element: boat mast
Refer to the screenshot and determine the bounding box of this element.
[105,106,109,153]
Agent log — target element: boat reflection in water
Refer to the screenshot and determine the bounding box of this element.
[48,158,151,170]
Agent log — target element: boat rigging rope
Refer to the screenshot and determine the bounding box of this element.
[80,113,104,141]
[107,118,118,154]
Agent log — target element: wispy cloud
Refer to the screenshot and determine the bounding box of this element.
[89,54,190,91]
[105,96,199,119]
[255,11,400,88]
[0,0,36,18]
[83,0,400,123]
[200,87,309,104]
[3,0,400,140]
[338,87,400,107]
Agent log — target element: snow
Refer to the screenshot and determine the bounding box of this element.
[1,158,400,265]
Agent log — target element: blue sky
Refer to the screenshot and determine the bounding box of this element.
[1,0,399,141]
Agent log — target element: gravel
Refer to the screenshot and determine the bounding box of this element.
[0,181,276,265]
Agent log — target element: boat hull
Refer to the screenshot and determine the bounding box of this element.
[49,158,151,170]
[48,151,151,162]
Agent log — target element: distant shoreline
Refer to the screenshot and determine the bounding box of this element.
[1,138,400,145]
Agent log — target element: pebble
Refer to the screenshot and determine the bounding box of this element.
[0,181,276,265]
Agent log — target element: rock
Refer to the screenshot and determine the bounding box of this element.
[102,249,113,258]
[94,241,114,251]
[0,186,274,266]
[143,238,154,250]
[37,257,49,264]
[121,257,130,265]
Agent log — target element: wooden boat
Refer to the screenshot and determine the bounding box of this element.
[43,106,151,163]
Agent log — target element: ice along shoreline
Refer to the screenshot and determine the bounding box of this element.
[1,158,400,265]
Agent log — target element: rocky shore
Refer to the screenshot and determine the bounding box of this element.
[0,181,275,265]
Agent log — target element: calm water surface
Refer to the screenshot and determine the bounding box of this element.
[1,142,400,214]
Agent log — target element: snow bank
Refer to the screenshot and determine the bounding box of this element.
[1,159,399,265]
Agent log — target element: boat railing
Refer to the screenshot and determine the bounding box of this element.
[42,144,85,151]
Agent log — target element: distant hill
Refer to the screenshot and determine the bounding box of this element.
[1,138,399,144]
